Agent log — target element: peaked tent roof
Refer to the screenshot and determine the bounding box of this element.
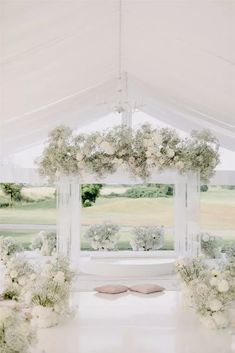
[1,0,235,155]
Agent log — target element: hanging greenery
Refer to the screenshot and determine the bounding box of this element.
[37,124,220,182]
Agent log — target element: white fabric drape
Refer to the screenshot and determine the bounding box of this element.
[57,177,81,266]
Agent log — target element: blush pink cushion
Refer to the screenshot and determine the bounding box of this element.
[129,284,165,294]
[94,285,129,294]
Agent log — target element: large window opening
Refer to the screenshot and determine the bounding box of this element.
[200,185,235,248]
[81,184,174,252]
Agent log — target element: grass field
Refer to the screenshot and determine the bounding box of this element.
[0,185,234,250]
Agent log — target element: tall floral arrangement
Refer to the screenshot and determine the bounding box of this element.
[3,255,37,301]
[38,124,220,182]
[176,257,235,329]
[28,256,75,328]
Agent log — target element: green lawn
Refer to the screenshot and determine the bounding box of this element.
[0,185,234,250]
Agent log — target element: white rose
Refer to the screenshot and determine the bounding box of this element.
[146,150,152,158]
[152,132,162,145]
[209,277,218,287]
[53,271,65,284]
[208,299,223,312]
[217,279,229,293]
[212,311,229,329]
[167,148,175,158]
[202,233,210,242]
[175,161,184,170]
[100,141,115,155]
[18,276,26,286]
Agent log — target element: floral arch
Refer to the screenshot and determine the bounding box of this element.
[38,124,220,265]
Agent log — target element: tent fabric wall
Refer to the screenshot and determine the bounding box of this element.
[1,0,234,155]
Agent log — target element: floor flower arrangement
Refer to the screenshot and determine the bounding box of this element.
[0,238,75,351]
[0,304,37,353]
[176,255,235,329]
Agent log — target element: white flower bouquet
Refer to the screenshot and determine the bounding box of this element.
[31,230,57,256]
[84,223,120,251]
[130,226,164,251]
[200,233,221,259]
[0,237,22,263]
[0,305,36,353]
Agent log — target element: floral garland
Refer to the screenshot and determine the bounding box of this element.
[38,124,220,182]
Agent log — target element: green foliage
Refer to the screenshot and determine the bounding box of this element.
[200,185,208,192]
[107,184,174,199]
[0,183,23,206]
[81,184,102,207]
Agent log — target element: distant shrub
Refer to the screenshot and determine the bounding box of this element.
[123,185,173,198]
[200,185,208,192]
[0,183,23,206]
[0,201,10,208]
[81,184,103,207]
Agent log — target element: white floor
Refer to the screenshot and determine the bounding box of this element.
[32,291,235,353]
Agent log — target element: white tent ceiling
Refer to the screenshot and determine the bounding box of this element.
[1,0,235,155]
